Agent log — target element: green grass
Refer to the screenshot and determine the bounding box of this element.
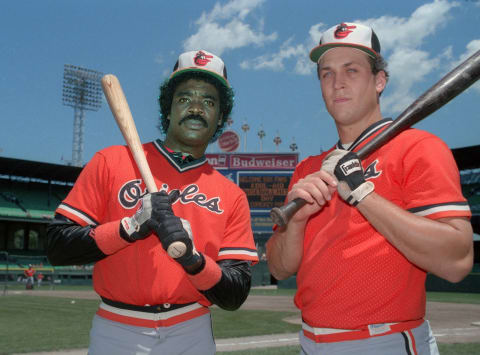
[0,295,299,354]
[2,283,94,292]
[0,289,479,354]
[250,287,480,304]
[426,291,480,304]
[0,296,96,354]
[212,308,300,338]
[249,287,297,296]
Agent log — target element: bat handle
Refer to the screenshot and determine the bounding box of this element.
[270,198,307,227]
[270,145,370,226]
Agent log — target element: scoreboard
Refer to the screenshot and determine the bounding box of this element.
[238,174,290,210]
[206,153,298,232]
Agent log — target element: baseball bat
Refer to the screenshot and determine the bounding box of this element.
[101,74,187,258]
[271,49,480,227]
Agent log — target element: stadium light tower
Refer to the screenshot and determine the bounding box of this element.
[62,64,103,167]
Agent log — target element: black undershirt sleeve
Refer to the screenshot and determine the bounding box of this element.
[201,259,252,311]
[47,214,253,311]
[46,213,107,266]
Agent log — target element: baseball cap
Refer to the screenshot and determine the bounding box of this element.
[310,22,381,63]
[170,50,230,88]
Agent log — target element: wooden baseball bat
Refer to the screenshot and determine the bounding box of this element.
[101,74,187,258]
[270,49,480,227]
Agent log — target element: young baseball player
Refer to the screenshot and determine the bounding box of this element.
[267,22,473,354]
[47,50,258,355]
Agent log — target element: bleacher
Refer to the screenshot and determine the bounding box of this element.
[0,179,71,221]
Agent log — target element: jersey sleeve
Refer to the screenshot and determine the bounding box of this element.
[401,135,471,220]
[217,191,258,264]
[54,150,132,255]
[56,151,111,226]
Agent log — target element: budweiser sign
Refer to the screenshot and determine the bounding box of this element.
[206,153,298,170]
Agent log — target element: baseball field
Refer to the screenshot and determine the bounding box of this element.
[1,286,479,354]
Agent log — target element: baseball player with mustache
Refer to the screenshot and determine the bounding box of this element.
[47,50,258,355]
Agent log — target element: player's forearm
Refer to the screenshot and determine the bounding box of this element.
[358,193,474,282]
[46,214,107,265]
[201,259,252,311]
[266,222,305,280]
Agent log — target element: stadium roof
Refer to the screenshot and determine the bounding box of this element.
[0,157,82,183]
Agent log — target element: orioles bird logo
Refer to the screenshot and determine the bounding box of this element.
[194,51,213,66]
[334,23,356,39]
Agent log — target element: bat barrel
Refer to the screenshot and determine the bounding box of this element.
[101,74,158,193]
[358,49,480,160]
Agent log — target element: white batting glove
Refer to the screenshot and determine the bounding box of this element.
[322,149,374,206]
[120,194,154,242]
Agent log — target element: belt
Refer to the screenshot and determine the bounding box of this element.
[97,297,210,328]
[302,319,424,343]
[101,297,195,313]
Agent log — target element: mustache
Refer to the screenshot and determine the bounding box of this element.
[179,114,208,128]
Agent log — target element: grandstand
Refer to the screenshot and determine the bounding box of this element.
[1,146,479,292]
[0,157,86,288]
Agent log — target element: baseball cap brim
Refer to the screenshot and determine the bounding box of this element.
[170,67,230,88]
[310,43,379,63]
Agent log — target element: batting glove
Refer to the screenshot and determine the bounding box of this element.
[147,191,202,268]
[119,194,154,242]
[322,149,374,206]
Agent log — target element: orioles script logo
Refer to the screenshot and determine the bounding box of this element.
[118,180,223,214]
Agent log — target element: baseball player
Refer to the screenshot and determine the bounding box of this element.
[47,50,258,355]
[24,264,35,290]
[266,22,473,355]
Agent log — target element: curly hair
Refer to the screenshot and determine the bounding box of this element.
[158,71,235,143]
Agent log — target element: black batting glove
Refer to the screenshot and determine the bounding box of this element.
[119,193,154,242]
[147,191,202,268]
[333,151,374,206]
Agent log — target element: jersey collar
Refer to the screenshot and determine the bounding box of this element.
[153,139,208,172]
[337,118,393,152]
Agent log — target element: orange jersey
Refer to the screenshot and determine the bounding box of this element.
[24,269,35,277]
[56,140,258,306]
[292,120,471,329]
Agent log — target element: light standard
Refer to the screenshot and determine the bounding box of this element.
[289,137,298,152]
[257,126,266,152]
[273,132,282,153]
[241,122,250,152]
[62,64,103,166]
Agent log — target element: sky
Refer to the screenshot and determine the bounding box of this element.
[1,0,479,166]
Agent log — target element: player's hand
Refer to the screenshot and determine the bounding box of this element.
[322,149,374,206]
[147,191,202,268]
[287,170,337,223]
[119,193,155,242]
